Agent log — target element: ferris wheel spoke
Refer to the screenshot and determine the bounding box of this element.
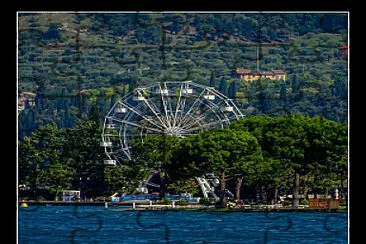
[206,99,231,121]
[184,119,227,133]
[180,113,216,131]
[180,104,229,131]
[172,84,183,127]
[179,99,223,129]
[107,148,126,156]
[159,83,174,128]
[173,82,190,127]
[117,102,166,131]
[178,88,207,127]
[121,132,166,137]
[175,96,187,126]
[181,88,222,126]
[141,97,169,130]
[102,133,119,137]
[179,116,204,130]
[112,117,163,133]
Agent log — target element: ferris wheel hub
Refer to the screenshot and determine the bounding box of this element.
[164,126,183,137]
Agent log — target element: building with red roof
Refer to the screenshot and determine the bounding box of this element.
[235,68,286,82]
[338,46,348,56]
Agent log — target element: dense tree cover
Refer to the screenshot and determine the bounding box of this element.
[229,114,348,206]
[130,135,181,198]
[172,128,262,207]
[18,13,348,139]
[18,113,347,205]
[19,106,111,199]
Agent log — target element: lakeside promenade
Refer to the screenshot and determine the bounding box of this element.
[18,200,346,212]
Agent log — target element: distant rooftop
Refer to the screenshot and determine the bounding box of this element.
[236,68,286,75]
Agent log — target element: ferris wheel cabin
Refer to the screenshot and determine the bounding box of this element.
[161,89,169,95]
[104,160,117,166]
[115,106,127,113]
[182,88,193,94]
[204,94,215,100]
[224,106,234,111]
[100,141,112,147]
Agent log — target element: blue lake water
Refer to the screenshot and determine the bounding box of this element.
[18,206,348,243]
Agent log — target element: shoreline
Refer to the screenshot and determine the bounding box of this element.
[18,201,347,212]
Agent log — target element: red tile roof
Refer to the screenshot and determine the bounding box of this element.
[236,68,252,75]
[271,70,285,74]
[338,46,348,55]
[236,68,286,77]
[261,71,274,75]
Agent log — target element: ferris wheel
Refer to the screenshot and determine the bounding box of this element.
[101,81,244,165]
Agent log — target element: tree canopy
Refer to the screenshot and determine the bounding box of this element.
[18,112,348,206]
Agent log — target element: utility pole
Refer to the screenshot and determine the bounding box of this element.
[256,45,260,72]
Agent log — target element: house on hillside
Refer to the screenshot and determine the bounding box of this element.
[18,92,36,111]
[235,68,286,82]
[338,46,348,56]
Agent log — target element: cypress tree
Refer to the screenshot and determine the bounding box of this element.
[228,81,237,99]
[209,72,215,88]
[218,77,227,96]
[292,75,299,95]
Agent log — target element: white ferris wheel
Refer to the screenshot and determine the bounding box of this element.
[101,81,244,165]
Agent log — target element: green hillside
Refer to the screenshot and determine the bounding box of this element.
[17,12,348,138]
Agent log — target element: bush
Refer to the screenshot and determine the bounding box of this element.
[176,200,189,205]
[160,198,173,205]
[339,199,347,206]
[95,196,110,202]
[36,195,47,201]
[300,199,309,205]
[199,198,216,205]
[282,200,292,206]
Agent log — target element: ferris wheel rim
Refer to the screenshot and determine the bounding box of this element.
[101,81,244,163]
